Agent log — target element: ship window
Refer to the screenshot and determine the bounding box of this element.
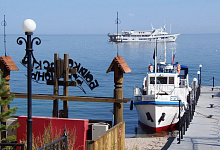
[150,77,167,84]
[157,77,167,84]
[150,77,155,84]
[169,77,174,84]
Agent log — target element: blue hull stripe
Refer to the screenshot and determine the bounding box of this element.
[134,101,184,105]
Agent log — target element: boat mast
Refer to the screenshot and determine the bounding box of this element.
[164,22,166,63]
[172,47,173,64]
[154,40,157,97]
[115,12,120,56]
[170,24,171,34]
[1,15,7,56]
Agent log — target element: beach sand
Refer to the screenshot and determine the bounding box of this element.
[125,132,177,150]
[125,137,167,150]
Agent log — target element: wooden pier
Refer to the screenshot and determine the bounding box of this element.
[169,86,220,150]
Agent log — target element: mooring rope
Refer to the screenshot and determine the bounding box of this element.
[195,110,220,121]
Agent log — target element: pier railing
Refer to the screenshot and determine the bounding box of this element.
[0,143,24,150]
[212,76,220,91]
[0,128,68,150]
[85,121,125,150]
[177,80,200,144]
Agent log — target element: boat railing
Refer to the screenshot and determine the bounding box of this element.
[170,86,176,94]
[149,84,174,95]
[133,86,142,96]
[180,79,188,88]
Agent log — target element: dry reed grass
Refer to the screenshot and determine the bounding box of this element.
[20,122,79,150]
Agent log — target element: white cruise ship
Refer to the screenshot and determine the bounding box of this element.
[108,26,180,43]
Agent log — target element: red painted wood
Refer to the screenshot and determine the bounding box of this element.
[17,116,89,150]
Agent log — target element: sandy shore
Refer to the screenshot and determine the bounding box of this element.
[125,131,177,150]
[125,137,168,150]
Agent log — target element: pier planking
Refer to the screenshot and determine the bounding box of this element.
[169,86,220,150]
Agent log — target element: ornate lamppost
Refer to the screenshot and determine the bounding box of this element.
[199,64,202,86]
[17,19,41,150]
[197,71,200,86]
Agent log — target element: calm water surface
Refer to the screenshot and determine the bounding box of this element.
[0,34,220,136]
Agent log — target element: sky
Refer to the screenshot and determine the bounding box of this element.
[1,0,220,35]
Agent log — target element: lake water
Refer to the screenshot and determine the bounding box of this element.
[1,34,220,137]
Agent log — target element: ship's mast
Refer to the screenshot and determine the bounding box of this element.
[115,12,120,56]
[170,24,172,34]
[154,40,157,97]
[164,22,166,63]
[1,15,7,56]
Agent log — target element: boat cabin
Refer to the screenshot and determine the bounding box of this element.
[143,64,189,95]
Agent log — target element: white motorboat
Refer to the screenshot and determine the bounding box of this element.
[133,42,190,133]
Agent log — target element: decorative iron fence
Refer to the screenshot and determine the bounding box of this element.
[37,128,68,150]
[0,128,68,150]
[0,143,24,150]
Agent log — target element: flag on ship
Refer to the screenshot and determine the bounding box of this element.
[172,53,176,64]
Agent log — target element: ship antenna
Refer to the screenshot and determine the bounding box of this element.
[1,15,7,56]
[154,39,157,98]
[115,12,121,56]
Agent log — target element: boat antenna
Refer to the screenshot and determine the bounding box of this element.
[115,12,121,56]
[170,24,172,34]
[151,23,154,30]
[164,28,166,63]
[163,21,166,63]
[171,47,173,64]
[1,15,7,56]
[164,20,166,32]
[154,39,157,97]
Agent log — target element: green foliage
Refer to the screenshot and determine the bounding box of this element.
[0,71,19,143]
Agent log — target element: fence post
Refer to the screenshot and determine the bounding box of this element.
[63,54,69,118]
[212,77,214,91]
[178,100,181,144]
[53,53,59,117]
[63,128,68,150]
[187,93,191,124]
[193,78,196,115]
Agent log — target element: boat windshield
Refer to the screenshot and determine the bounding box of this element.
[150,77,174,84]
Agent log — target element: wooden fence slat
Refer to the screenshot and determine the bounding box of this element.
[86,121,125,150]
[12,93,130,103]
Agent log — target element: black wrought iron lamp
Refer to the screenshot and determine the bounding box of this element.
[197,71,200,86]
[17,19,41,150]
[199,64,202,86]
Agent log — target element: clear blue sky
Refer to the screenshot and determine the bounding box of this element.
[1,0,220,35]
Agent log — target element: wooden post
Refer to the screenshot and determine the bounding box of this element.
[0,66,10,142]
[113,63,123,125]
[0,56,18,142]
[53,53,59,117]
[63,54,69,118]
[106,56,131,126]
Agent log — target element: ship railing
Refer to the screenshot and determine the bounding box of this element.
[149,84,174,95]
[180,79,188,87]
[133,86,142,96]
[142,95,155,101]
